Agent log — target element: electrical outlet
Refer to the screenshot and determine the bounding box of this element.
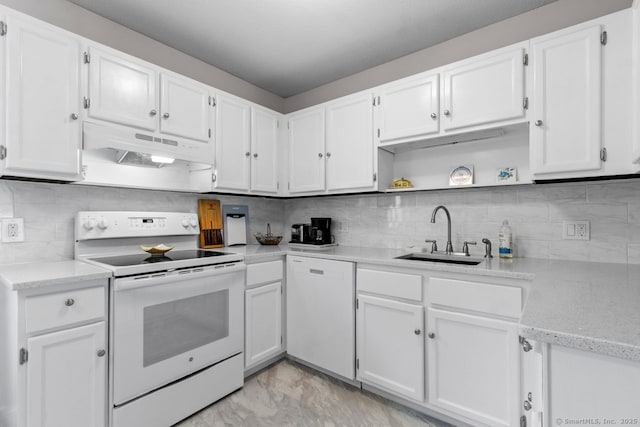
[335,220,349,233]
[1,218,24,242]
[562,220,590,241]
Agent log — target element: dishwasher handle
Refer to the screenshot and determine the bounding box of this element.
[309,268,324,275]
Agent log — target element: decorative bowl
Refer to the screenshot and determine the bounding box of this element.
[140,244,174,255]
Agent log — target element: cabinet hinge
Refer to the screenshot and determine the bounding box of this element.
[523,53,528,66]
[601,31,607,46]
[83,97,90,109]
[212,173,217,183]
[0,21,7,36]
[523,97,529,110]
[19,348,28,365]
[356,358,359,370]
[0,145,6,160]
[208,128,212,138]
[83,51,90,64]
[373,173,377,182]
[600,147,607,162]
[519,336,533,352]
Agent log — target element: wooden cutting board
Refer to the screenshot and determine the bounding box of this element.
[198,199,224,248]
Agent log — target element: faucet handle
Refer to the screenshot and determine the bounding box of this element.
[424,239,438,253]
[462,241,477,256]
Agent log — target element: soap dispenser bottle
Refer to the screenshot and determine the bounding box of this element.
[499,219,513,258]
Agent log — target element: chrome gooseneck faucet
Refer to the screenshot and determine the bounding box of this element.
[431,205,453,254]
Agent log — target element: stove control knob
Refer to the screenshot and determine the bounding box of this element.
[190,218,198,228]
[83,219,97,230]
[98,218,109,230]
[181,219,190,228]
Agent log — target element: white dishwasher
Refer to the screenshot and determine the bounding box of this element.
[286,255,355,380]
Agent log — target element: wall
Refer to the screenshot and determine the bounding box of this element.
[0,181,284,265]
[284,179,640,264]
[0,0,284,112]
[283,0,633,112]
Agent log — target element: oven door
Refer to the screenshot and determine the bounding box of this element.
[111,262,245,406]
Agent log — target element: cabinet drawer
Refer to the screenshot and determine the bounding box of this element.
[246,260,283,287]
[429,277,521,318]
[26,286,105,334]
[357,268,422,301]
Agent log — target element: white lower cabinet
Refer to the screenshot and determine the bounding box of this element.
[356,294,424,401]
[26,322,106,427]
[286,256,355,379]
[427,308,519,427]
[245,260,284,370]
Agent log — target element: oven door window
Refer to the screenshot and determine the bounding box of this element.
[143,289,229,367]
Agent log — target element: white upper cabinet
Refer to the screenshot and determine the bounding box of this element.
[214,93,251,191]
[250,106,279,194]
[376,74,439,145]
[325,92,375,191]
[441,45,526,131]
[530,26,602,175]
[3,15,82,180]
[288,106,325,193]
[159,73,210,142]
[87,46,158,131]
[634,2,640,164]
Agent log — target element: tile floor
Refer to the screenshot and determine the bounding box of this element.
[176,360,450,427]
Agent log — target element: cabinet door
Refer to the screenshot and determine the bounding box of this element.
[288,108,325,193]
[250,107,279,193]
[87,46,157,131]
[245,282,282,369]
[4,16,81,179]
[214,94,251,191]
[26,322,106,427]
[427,308,519,427]
[326,93,374,191]
[530,26,602,175]
[376,74,439,144]
[357,294,424,401]
[286,256,354,379]
[442,46,525,131]
[160,73,210,142]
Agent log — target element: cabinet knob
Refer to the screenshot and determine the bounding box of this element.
[65,298,75,307]
[414,329,421,335]
[443,109,451,116]
[150,109,157,116]
[253,153,258,158]
[430,113,437,119]
[428,332,435,339]
[163,112,170,119]
[70,113,79,120]
[318,153,323,158]
[523,400,532,411]
[534,120,543,126]
[97,349,106,357]
[326,152,331,158]
[245,151,251,157]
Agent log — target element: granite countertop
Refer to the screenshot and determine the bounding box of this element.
[0,260,111,291]
[228,244,640,362]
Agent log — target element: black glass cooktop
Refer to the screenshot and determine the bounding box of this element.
[89,250,230,267]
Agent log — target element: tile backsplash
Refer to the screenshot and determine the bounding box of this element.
[0,180,284,265]
[1,178,639,265]
[284,178,640,264]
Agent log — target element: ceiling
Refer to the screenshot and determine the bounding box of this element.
[69,0,557,98]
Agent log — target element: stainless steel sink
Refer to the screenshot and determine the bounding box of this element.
[394,252,484,266]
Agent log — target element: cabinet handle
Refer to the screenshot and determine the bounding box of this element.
[150,109,157,116]
[70,113,78,120]
[97,349,106,357]
[245,151,251,157]
[414,329,421,335]
[443,109,450,116]
[318,153,323,158]
[253,153,258,158]
[65,298,75,307]
[430,113,437,119]
[326,152,331,158]
[309,268,324,275]
[163,112,170,119]
[428,332,435,339]
[534,120,543,126]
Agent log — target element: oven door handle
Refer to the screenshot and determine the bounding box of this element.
[114,262,246,291]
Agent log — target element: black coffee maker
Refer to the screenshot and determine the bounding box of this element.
[310,217,331,245]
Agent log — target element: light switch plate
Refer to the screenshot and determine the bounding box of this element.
[562,220,590,241]
[1,218,25,242]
